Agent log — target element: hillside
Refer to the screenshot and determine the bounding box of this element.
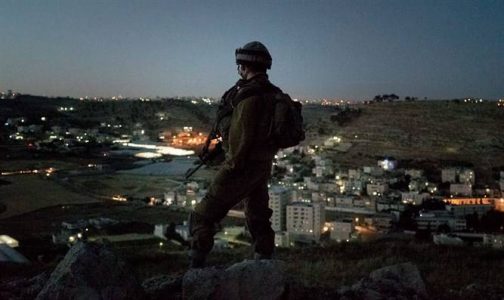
[303,101,504,183]
[0,95,215,140]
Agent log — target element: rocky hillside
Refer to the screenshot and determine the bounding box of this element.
[2,238,503,300]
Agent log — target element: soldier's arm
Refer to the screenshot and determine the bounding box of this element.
[226,95,262,170]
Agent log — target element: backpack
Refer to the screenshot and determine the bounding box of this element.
[219,80,305,149]
[267,92,305,148]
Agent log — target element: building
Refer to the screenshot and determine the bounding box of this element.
[274,232,291,248]
[163,191,176,206]
[286,202,325,241]
[366,182,388,196]
[405,169,423,179]
[363,166,384,177]
[326,220,353,242]
[377,158,397,171]
[442,168,475,184]
[444,198,494,217]
[312,158,334,178]
[441,168,458,183]
[401,192,429,205]
[483,234,504,249]
[348,169,361,180]
[415,210,466,232]
[269,186,290,232]
[459,169,475,185]
[366,214,394,232]
[450,184,472,197]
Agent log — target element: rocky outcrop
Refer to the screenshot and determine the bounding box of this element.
[339,262,428,300]
[183,259,287,300]
[457,283,504,300]
[35,242,145,300]
[0,271,50,300]
[3,244,432,300]
[142,274,183,300]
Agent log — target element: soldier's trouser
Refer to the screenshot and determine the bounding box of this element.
[189,161,274,257]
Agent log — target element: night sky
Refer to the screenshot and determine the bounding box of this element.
[1,0,502,100]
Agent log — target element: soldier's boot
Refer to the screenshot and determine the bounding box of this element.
[187,212,216,268]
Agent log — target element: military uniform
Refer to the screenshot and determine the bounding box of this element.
[189,74,280,263]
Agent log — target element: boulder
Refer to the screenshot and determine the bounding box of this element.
[183,267,223,300]
[142,274,183,300]
[339,262,428,300]
[221,260,286,299]
[458,283,504,300]
[0,271,49,300]
[36,242,145,300]
[183,260,287,300]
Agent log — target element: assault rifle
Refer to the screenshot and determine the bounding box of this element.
[185,132,223,180]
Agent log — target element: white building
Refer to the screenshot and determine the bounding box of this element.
[377,158,397,171]
[363,166,384,177]
[483,234,504,249]
[274,232,291,248]
[366,183,388,196]
[459,169,475,184]
[286,202,325,241]
[348,169,361,180]
[401,192,429,205]
[441,168,458,183]
[405,169,423,179]
[334,196,354,208]
[304,177,321,191]
[337,179,364,195]
[269,186,290,232]
[365,214,394,232]
[163,191,176,206]
[376,200,405,212]
[444,198,494,217]
[442,168,475,184]
[415,211,466,232]
[326,221,353,242]
[450,183,472,197]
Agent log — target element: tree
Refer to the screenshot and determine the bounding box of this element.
[373,95,383,102]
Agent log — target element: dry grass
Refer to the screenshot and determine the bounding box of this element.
[0,175,98,219]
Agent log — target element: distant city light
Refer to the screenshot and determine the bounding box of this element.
[123,142,194,156]
[135,152,162,159]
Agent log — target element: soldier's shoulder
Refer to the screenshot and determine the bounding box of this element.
[237,80,280,100]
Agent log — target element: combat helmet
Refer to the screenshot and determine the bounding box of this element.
[235,41,272,69]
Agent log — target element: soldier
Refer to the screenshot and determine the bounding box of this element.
[188,41,282,268]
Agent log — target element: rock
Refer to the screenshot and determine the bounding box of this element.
[0,271,50,300]
[183,267,223,300]
[22,271,51,298]
[222,260,287,300]
[142,274,183,300]
[182,260,287,300]
[36,242,145,300]
[339,262,428,300]
[458,283,504,300]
